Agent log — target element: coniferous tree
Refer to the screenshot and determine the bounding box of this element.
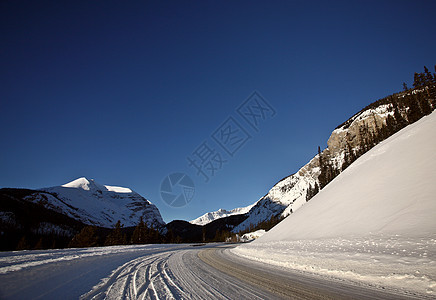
[405,94,422,123]
[16,236,30,250]
[69,226,99,248]
[149,225,161,243]
[424,66,433,83]
[317,146,328,189]
[417,92,432,115]
[313,182,319,196]
[434,65,436,82]
[34,238,44,250]
[385,114,396,136]
[393,104,407,131]
[306,184,313,201]
[104,221,127,246]
[372,115,381,144]
[341,142,351,171]
[166,228,175,243]
[413,72,421,89]
[306,182,320,201]
[132,217,148,244]
[427,65,436,107]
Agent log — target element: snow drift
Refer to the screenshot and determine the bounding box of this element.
[240,229,266,242]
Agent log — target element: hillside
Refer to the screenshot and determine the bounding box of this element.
[232,111,436,296]
[232,68,435,232]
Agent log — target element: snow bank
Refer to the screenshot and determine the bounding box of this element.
[240,229,266,242]
[233,111,436,296]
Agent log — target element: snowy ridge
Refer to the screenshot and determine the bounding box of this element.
[233,156,320,232]
[233,111,436,296]
[62,177,133,193]
[190,203,256,226]
[23,177,164,228]
[333,103,394,133]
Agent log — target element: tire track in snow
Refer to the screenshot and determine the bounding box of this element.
[81,254,162,299]
[81,245,274,300]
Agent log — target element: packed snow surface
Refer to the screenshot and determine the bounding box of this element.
[233,111,436,296]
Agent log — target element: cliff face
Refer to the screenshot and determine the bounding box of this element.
[328,105,393,154]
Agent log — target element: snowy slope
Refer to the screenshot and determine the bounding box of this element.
[23,177,164,228]
[233,111,436,296]
[190,203,256,226]
[233,96,423,233]
[258,111,436,240]
[232,161,319,232]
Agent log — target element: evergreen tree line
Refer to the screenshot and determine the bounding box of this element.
[11,218,166,251]
[306,66,435,201]
[68,217,164,248]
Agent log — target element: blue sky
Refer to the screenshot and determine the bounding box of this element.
[1,1,435,223]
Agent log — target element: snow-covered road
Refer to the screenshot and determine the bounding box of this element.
[0,244,272,299]
[0,244,429,299]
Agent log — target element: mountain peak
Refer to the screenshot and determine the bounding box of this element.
[61,177,93,190]
[32,177,164,227]
[60,177,132,194]
[61,177,106,191]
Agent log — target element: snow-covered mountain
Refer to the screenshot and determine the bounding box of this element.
[23,177,164,228]
[190,203,256,226]
[233,88,434,232]
[233,110,436,296]
[258,110,436,240]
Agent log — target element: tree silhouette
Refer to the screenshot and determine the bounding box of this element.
[105,220,127,246]
[69,226,99,248]
[132,217,148,244]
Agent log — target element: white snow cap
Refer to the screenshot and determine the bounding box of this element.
[62,177,132,193]
[61,177,93,190]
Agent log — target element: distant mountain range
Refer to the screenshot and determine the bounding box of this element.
[189,203,256,226]
[1,67,435,248]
